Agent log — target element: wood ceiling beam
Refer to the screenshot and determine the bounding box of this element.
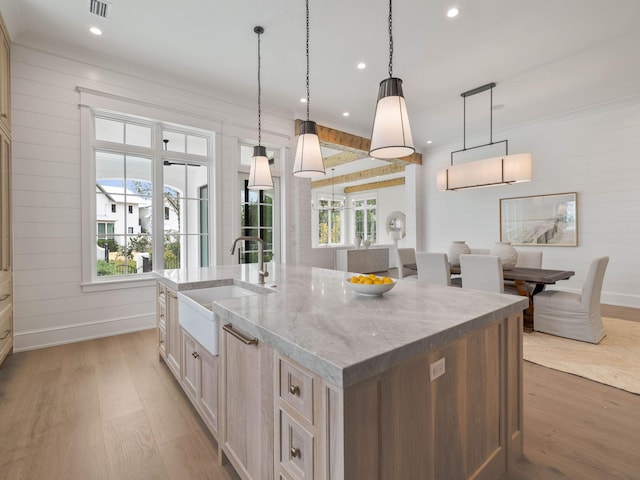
[323,151,368,169]
[295,119,422,166]
[311,163,405,189]
[344,177,405,193]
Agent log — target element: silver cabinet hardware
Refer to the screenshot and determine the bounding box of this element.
[223,323,258,346]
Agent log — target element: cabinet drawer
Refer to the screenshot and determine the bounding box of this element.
[158,325,166,358]
[157,283,167,304]
[279,357,314,423]
[0,304,12,355]
[280,410,314,480]
[157,302,166,330]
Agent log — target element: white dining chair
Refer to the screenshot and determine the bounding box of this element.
[515,249,543,268]
[460,254,504,293]
[394,247,417,279]
[416,252,451,286]
[534,256,609,344]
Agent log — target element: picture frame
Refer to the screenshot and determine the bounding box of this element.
[500,192,577,246]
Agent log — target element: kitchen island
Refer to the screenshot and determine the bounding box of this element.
[155,264,528,480]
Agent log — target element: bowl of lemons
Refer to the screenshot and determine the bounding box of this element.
[345,273,396,296]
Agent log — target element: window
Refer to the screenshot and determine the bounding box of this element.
[92,112,212,279]
[354,198,377,244]
[317,199,343,246]
[239,179,274,263]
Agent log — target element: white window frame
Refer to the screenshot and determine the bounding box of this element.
[351,194,378,244]
[80,98,215,291]
[312,190,345,247]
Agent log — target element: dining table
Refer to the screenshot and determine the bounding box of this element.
[448,265,575,332]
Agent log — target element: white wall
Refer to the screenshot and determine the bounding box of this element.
[420,97,640,308]
[10,40,296,351]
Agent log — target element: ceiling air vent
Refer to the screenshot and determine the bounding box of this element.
[89,0,112,19]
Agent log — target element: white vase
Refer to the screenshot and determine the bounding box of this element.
[490,242,518,270]
[448,241,470,266]
[354,236,362,249]
[363,239,371,249]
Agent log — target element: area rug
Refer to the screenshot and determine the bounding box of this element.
[523,317,640,395]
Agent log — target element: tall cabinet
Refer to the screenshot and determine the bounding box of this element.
[0,11,12,366]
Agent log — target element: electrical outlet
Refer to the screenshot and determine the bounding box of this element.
[430,357,445,381]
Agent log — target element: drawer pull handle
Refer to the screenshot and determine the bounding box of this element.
[223,324,258,346]
[192,351,199,359]
[290,447,301,459]
[289,385,300,396]
[160,314,165,319]
[159,340,165,345]
[0,294,9,301]
[0,114,7,118]
[0,329,10,340]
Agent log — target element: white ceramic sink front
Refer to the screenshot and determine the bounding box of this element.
[178,284,260,355]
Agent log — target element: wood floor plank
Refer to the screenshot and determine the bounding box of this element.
[158,428,241,480]
[95,335,144,422]
[103,409,169,480]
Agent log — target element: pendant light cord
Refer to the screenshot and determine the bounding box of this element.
[305,0,311,121]
[388,0,393,78]
[257,28,262,146]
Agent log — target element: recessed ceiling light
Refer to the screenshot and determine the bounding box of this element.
[300,98,307,103]
[357,62,366,70]
[427,140,433,144]
[446,7,459,18]
[342,112,350,117]
[89,26,103,36]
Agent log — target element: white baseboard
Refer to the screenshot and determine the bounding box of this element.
[13,313,156,352]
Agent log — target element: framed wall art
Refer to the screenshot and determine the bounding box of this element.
[500,192,577,246]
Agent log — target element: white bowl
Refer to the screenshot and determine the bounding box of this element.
[346,278,396,296]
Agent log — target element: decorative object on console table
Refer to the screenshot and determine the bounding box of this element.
[490,241,518,269]
[362,239,371,249]
[500,192,578,246]
[448,240,470,267]
[353,236,362,249]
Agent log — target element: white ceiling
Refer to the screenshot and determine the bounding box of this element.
[4,0,640,188]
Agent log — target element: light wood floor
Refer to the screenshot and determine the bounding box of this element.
[1,328,639,480]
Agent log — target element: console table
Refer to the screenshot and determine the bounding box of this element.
[336,248,389,274]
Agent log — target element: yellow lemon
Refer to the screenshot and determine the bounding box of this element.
[382,277,393,284]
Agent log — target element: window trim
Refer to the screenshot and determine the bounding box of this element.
[80,101,215,291]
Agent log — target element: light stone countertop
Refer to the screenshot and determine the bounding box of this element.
[154,264,528,388]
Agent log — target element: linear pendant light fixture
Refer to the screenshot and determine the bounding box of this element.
[292,0,325,179]
[437,83,532,191]
[248,26,274,190]
[369,0,415,160]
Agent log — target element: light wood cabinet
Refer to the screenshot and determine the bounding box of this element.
[165,288,181,378]
[275,356,320,480]
[155,283,180,378]
[0,13,9,133]
[156,283,167,359]
[0,11,11,367]
[220,322,274,480]
[182,329,219,435]
[0,275,12,364]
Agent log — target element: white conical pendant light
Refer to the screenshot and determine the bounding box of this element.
[248,26,273,190]
[369,0,415,160]
[292,0,325,179]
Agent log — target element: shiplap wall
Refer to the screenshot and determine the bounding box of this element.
[10,42,297,351]
[420,97,640,308]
